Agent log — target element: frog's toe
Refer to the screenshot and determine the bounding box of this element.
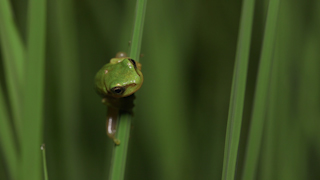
[101,98,107,104]
[113,138,121,145]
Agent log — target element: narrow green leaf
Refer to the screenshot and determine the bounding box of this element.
[0,84,18,180]
[109,0,147,179]
[0,0,25,82]
[0,0,25,144]
[21,0,47,180]
[260,45,279,180]
[221,0,255,179]
[241,0,280,180]
[50,1,81,179]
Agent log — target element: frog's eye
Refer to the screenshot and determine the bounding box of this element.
[128,59,137,69]
[111,86,126,95]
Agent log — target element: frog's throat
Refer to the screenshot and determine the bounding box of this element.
[103,94,135,112]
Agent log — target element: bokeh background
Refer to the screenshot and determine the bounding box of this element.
[1,0,320,180]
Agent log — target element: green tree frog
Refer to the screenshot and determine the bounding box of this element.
[95,52,143,144]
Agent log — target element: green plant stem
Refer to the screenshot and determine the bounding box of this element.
[109,0,147,180]
[109,113,132,180]
[128,0,147,61]
[0,0,25,145]
[21,0,47,180]
[41,144,49,180]
[221,0,255,179]
[241,0,280,180]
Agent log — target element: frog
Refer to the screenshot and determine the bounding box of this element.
[95,52,143,145]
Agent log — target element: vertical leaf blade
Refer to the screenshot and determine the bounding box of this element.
[50,0,81,179]
[0,0,25,144]
[0,84,18,180]
[21,0,47,179]
[241,0,280,179]
[221,0,255,179]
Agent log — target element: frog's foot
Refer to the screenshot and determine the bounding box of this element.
[137,62,142,70]
[107,131,120,145]
[113,138,121,145]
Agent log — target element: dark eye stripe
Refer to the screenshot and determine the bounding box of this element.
[128,59,137,69]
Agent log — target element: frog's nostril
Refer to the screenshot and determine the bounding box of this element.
[111,86,126,95]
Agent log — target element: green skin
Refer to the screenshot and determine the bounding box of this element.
[95,53,143,144]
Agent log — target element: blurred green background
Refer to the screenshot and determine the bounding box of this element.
[1,0,320,180]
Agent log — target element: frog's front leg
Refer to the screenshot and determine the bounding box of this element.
[106,106,117,139]
[106,106,121,145]
[102,95,135,145]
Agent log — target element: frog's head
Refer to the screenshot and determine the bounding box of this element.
[95,57,143,98]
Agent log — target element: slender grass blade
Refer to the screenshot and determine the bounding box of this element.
[241,0,280,179]
[0,84,18,180]
[21,0,47,180]
[41,144,49,180]
[0,0,25,144]
[221,0,255,179]
[50,1,81,179]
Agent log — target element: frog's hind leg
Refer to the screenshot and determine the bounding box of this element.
[106,107,120,145]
